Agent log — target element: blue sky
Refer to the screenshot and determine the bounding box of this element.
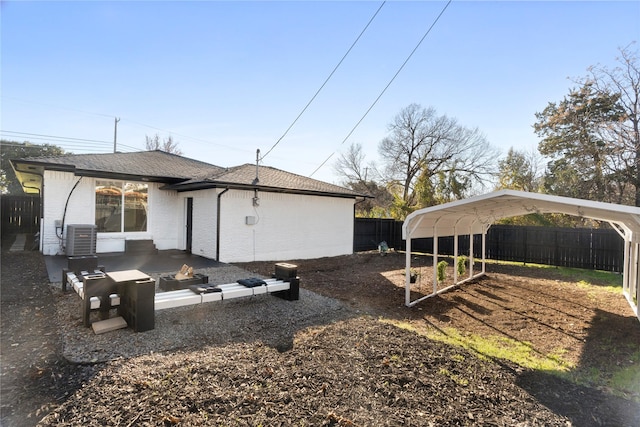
[2,1,638,185]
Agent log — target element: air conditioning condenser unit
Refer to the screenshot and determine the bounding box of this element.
[66,224,97,256]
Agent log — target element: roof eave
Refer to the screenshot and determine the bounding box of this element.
[11,159,191,185]
[72,169,186,184]
[162,181,364,199]
[10,159,48,194]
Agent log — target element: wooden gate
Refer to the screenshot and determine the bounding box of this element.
[1,195,40,235]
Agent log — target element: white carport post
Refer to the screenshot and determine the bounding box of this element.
[405,215,424,307]
[632,242,640,319]
[622,233,630,306]
[481,225,487,274]
[432,225,439,294]
[636,250,640,321]
[468,223,474,280]
[609,222,639,320]
[453,227,459,284]
[405,236,412,307]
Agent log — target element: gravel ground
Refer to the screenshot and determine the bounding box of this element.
[52,265,354,364]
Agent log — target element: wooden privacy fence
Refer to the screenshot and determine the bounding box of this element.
[354,219,624,273]
[353,218,400,252]
[1,195,40,235]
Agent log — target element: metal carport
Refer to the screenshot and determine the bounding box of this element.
[402,189,640,322]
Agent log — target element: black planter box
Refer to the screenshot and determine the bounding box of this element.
[158,273,209,291]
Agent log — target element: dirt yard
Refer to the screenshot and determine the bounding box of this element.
[239,251,640,372]
[2,246,640,426]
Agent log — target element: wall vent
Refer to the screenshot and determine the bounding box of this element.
[66,224,97,256]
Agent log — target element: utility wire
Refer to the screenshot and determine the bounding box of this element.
[1,140,140,154]
[122,118,246,153]
[309,0,452,178]
[1,97,244,153]
[1,130,113,145]
[259,1,387,162]
[1,130,140,153]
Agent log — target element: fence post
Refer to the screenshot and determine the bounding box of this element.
[523,227,528,265]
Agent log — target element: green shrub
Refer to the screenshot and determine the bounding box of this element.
[457,256,467,276]
[437,260,448,283]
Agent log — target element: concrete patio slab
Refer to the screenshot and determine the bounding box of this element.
[44,250,223,283]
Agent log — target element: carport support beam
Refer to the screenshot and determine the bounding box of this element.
[622,238,630,298]
[405,237,412,307]
[482,228,487,274]
[453,229,459,284]
[469,227,474,279]
[433,228,438,294]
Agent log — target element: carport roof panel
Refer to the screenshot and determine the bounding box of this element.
[403,190,640,239]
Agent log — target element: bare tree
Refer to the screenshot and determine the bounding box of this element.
[334,143,393,217]
[145,134,183,155]
[333,142,382,183]
[378,104,497,215]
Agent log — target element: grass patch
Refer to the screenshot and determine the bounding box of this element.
[568,352,640,401]
[380,319,573,372]
[610,351,640,398]
[430,326,574,372]
[489,259,622,290]
[558,268,622,290]
[381,318,639,401]
[611,364,640,397]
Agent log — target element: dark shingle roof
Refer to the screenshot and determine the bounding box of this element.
[12,151,365,198]
[15,150,223,181]
[165,164,364,198]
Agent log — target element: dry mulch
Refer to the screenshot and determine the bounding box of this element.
[2,241,640,426]
[1,248,99,426]
[40,318,574,426]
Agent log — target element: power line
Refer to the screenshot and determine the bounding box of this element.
[0,140,140,154]
[116,143,141,152]
[1,97,245,154]
[309,0,453,178]
[259,1,387,162]
[1,130,113,145]
[121,118,248,153]
[0,130,141,153]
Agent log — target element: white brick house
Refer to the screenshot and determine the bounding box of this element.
[11,151,365,262]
